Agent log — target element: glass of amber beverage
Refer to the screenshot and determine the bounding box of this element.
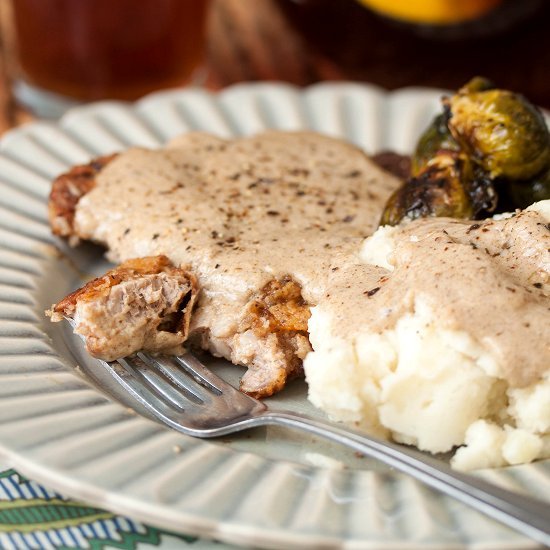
[9,0,210,117]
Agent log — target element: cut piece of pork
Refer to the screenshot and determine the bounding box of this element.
[49,255,197,361]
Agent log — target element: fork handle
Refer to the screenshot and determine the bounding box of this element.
[253,411,550,546]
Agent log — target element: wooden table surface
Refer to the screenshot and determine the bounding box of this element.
[1,0,550,137]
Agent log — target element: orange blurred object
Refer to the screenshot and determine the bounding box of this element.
[356,0,502,24]
[12,0,210,102]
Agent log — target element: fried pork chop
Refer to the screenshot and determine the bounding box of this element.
[48,131,401,397]
[49,256,197,361]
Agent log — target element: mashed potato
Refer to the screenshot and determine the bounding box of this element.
[304,201,550,470]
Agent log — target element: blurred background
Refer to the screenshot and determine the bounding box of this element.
[206,0,548,100]
[1,0,549,130]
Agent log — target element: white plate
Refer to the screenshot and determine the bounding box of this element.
[0,82,547,550]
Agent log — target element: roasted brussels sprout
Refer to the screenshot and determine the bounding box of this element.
[412,113,460,175]
[380,77,550,226]
[499,166,550,210]
[380,151,483,226]
[447,82,550,180]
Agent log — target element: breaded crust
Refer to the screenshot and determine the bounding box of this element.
[50,255,198,361]
[48,154,117,239]
[237,277,311,397]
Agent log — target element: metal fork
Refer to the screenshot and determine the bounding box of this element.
[80,349,550,546]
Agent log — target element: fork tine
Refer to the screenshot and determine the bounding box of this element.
[137,353,207,403]
[110,357,188,413]
[130,354,204,406]
[174,353,242,396]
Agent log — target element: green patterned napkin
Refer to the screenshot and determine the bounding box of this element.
[0,465,234,549]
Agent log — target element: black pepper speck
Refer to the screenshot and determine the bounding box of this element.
[364,287,380,297]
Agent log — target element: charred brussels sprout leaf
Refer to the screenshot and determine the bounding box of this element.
[466,167,498,214]
[447,88,550,180]
[412,113,460,175]
[380,152,478,226]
